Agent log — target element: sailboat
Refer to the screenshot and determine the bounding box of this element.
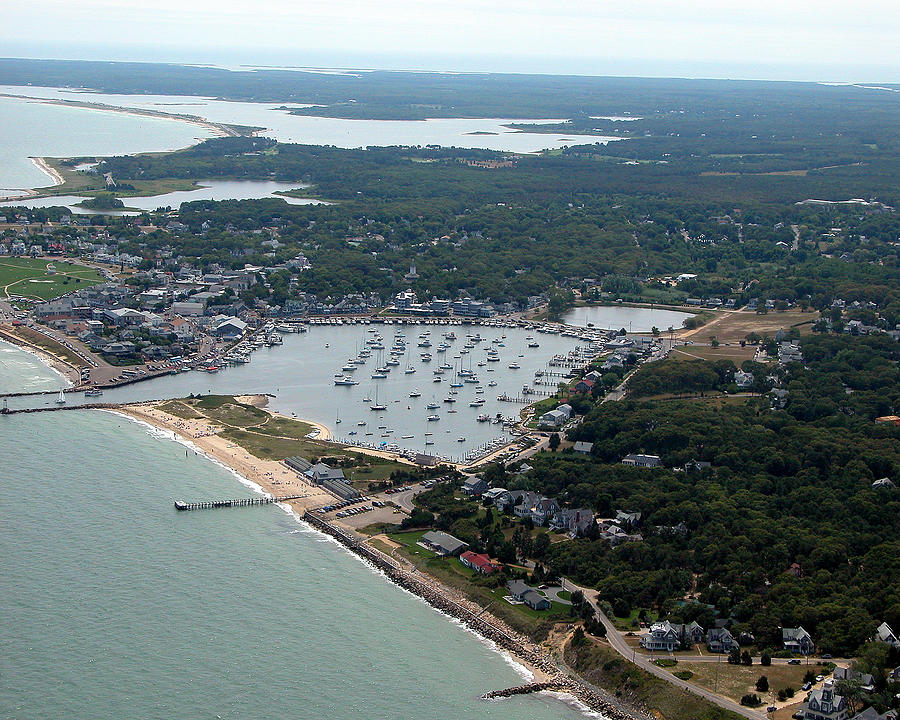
[370,387,387,411]
[55,389,66,405]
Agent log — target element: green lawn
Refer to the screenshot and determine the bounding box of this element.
[387,530,438,558]
[611,607,659,631]
[158,400,204,420]
[256,415,315,438]
[0,258,104,301]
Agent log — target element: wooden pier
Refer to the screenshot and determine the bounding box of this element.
[496,393,531,403]
[174,494,306,511]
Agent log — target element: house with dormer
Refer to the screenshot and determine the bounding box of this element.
[803,680,849,720]
[783,626,815,654]
[640,621,681,651]
[707,627,738,653]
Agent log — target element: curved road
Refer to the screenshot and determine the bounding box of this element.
[561,579,766,720]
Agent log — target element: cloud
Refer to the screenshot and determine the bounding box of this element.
[3,0,899,80]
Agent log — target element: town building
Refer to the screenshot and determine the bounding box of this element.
[783,626,815,654]
[622,454,662,468]
[640,621,681,651]
[420,531,468,556]
[461,476,488,496]
[706,627,738,653]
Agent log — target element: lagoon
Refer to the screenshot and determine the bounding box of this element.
[0,179,326,215]
[0,85,623,195]
[563,305,693,332]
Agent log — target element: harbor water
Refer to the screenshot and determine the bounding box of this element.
[3,322,597,461]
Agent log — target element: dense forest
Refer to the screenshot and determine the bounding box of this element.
[40,134,891,317]
[502,334,900,656]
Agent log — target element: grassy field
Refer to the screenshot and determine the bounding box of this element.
[696,310,817,345]
[0,258,104,301]
[170,395,407,480]
[257,415,315,439]
[386,529,573,639]
[566,639,745,720]
[610,606,659,631]
[676,662,811,705]
[670,344,758,363]
[158,400,204,420]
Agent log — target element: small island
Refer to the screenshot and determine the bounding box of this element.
[77,192,125,210]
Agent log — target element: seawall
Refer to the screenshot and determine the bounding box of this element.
[302,511,648,720]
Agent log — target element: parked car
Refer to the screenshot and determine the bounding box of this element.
[821,654,832,659]
[802,682,812,691]
[816,675,824,682]
[767,706,777,713]
[788,659,801,665]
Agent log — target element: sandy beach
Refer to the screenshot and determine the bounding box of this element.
[117,402,336,511]
[120,400,560,684]
[30,157,64,190]
[0,325,79,385]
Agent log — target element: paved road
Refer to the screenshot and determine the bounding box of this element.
[560,579,766,720]
[386,485,422,513]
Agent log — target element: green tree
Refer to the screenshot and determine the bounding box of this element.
[548,433,561,451]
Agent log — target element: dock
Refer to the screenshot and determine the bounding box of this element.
[173,494,307,511]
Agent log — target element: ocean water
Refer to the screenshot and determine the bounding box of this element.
[0,409,592,720]
[0,339,68,393]
[0,95,215,195]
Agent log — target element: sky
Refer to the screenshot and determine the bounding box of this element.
[3,0,899,82]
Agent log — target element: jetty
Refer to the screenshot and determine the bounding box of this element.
[174,495,307,511]
[481,681,568,699]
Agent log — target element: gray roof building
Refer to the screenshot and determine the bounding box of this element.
[421,531,468,556]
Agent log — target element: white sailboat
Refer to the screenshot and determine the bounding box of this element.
[55,389,66,405]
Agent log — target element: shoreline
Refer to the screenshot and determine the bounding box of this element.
[0,91,251,202]
[0,331,78,386]
[115,402,337,512]
[0,91,241,140]
[117,398,644,720]
[30,157,65,193]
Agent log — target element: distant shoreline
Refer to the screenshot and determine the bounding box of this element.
[0,91,254,201]
[0,91,242,139]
